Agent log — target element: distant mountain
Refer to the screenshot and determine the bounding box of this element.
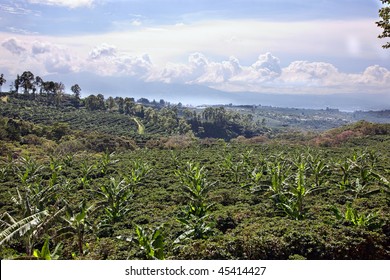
[43,72,390,111]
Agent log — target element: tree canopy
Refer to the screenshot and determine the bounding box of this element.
[377,0,390,49]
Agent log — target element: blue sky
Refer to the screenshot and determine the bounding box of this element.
[0,0,389,108]
[0,1,383,36]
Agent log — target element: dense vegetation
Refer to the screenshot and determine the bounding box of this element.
[0,72,389,260]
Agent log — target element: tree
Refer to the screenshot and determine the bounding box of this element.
[106,96,116,111]
[124,97,134,115]
[35,76,44,94]
[42,81,54,95]
[116,97,124,114]
[85,94,106,111]
[71,84,81,98]
[137,97,150,105]
[377,0,390,49]
[54,82,65,107]
[0,74,6,92]
[20,71,35,95]
[14,75,21,93]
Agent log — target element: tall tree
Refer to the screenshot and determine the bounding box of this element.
[116,97,124,114]
[70,84,81,98]
[20,71,35,94]
[85,94,106,111]
[106,96,116,110]
[0,74,6,92]
[35,76,44,95]
[14,75,21,93]
[377,0,390,48]
[43,81,56,95]
[54,82,65,107]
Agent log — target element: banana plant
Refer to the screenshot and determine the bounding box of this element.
[48,156,63,187]
[0,210,49,255]
[243,166,264,190]
[371,172,390,202]
[96,177,133,226]
[33,236,62,260]
[266,160,290,202]
[61,153,75,168]
[0,204,65,257]
[118,224,165,260]
[0,167,7,182]
[2,169,65,257]
[220,153,244,183]
[175,162,215,241]
[278,161,307,220]
[278,160,324,220]
[335,158,356,190]
[99,151,119,175]
[124,159,151,186]
[175,162,214,208]
[59,200,94,256]
[175,212,213,244]
[349,178,381,199]
[307,153,329,188]
[240,149,254,172]
[11,175,59,217]
[78,161,96,189]
[16,156,44,187]
[332,203,383,230]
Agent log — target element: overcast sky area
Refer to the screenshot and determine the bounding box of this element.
[0,0,389,108]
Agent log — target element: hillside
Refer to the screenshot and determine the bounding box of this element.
[0,91,389,260]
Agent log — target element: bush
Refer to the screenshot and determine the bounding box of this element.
[164,135,195,149]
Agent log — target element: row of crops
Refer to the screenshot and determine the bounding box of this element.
[0,141,389,259]
[0,99,140,137]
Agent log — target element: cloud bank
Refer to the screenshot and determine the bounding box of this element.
[1,36,389,96]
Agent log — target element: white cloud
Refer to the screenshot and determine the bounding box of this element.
[27,0,95,8]
[44,51,74,74]
[88,43,117,60]
[114,54,152,76]
[1,38,78,74]
[1,38,27,55]
[86,44,152,77]
[150,52,390,95]
[280,61,343,86]
[358,65,390,84]
[32,41,51,55]
[252,52,281,74]
[153,52,281,86]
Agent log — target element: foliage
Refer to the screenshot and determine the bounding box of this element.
[332,203,383,230]
[118,224,165,260]
[0,92,389,260]
[33,237,62,260]
[60,201,94,256]
[96,178,133,226]
[377,0,390,49]
[175,162,216,242]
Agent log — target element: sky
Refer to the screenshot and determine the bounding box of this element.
[0,0,389,108]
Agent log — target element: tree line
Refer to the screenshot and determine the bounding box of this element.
[0,71,266,140]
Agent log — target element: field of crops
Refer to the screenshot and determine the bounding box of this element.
[0,139,389,260]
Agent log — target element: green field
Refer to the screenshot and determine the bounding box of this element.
[0,93,389,260]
